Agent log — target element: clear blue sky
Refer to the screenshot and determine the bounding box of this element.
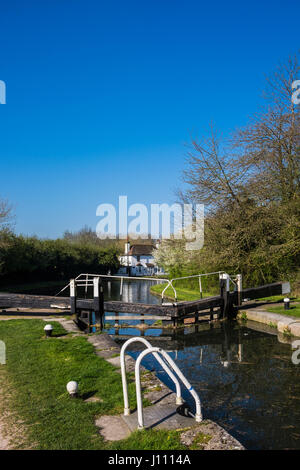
[0,0,299,238]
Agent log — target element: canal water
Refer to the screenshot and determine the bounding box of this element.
[25,278,300,449]
[102,279,300,450]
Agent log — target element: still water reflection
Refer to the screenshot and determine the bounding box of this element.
[40,278,300,449]
[98,279,300,450]
[123,323,300,450]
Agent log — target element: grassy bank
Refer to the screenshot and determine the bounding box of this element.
[151,283,216,301]
[0,319,205,450]
[266,302,300,318]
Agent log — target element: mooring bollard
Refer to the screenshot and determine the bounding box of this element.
[44,324,53,337]
[284,298,290,310]
[66,381,78,397]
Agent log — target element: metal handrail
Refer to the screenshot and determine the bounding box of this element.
[161,271,225,303]
[120,337,202,429]
[55,272,169,297]
[135,347,202,429]
[120,337,183,416]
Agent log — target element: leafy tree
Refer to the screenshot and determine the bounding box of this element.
[176,54,300,286]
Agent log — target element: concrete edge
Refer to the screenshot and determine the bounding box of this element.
[238,308,300,338]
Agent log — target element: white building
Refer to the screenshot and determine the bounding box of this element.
[118,242,165,276]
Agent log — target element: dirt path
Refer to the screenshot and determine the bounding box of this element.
[0,419,11,450]
[0,368,28,450]
[0,373,13,450]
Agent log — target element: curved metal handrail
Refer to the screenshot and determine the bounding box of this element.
[120,337,183,416]
[135,347,202,429]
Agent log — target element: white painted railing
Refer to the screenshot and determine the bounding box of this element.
[55,272,169,297]
[120,337,183,416]
[120,337,202,430]
[161,271,225,302]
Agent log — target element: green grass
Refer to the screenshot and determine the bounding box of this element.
[110,429,185,450]
[257,295,300,303]
[0,320,141,449]
[150,283,215,301]
[267,303,300,318]
[189,431,212,450]
[0,319,206,450]
[239,312,248,321]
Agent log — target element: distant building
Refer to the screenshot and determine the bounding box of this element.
[118,241,165,276]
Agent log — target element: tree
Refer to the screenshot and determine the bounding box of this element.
[180,124,245,212]
[178,54,300,285]
[0,197,13,231]
[0,197,14,275]
[234,54,300,205]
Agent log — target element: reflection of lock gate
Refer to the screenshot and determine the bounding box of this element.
[120,337,202,429]
[0,340,6,365]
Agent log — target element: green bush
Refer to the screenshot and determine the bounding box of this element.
[0,232,120,285]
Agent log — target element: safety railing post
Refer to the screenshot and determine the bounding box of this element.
[219,273,230,319]
[236,274,242,307]
[93,277,105,330]
[199,276,203,299]
[70,279,77,317]
[120,337,184,417]
[135,347,202,429]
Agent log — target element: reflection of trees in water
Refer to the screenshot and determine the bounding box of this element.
[175,324,300,449]
[103,280,160,304]
[99,279,300,449]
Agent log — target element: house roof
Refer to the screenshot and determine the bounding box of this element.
[127,244,155,256]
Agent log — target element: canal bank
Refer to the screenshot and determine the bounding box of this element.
[237,306,300,338]
[1,278,300,449]
[0,314,244,450]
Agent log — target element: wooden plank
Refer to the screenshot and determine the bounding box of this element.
[0,292,222,318]
[176,296,222,316]
[0,293,70,309]
[0,281,290,321]
[241,282,290,300]
[105,315,170,321]
[178,310,212,320]
[109,334,172,341]
[0,293,174,316]
[102,300,174,316]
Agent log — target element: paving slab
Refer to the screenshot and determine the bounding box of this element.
[95,415,131,441]
[122,403,196,431]
[87,334,119,351]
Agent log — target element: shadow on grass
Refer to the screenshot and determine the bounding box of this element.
[80,390,99,400]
